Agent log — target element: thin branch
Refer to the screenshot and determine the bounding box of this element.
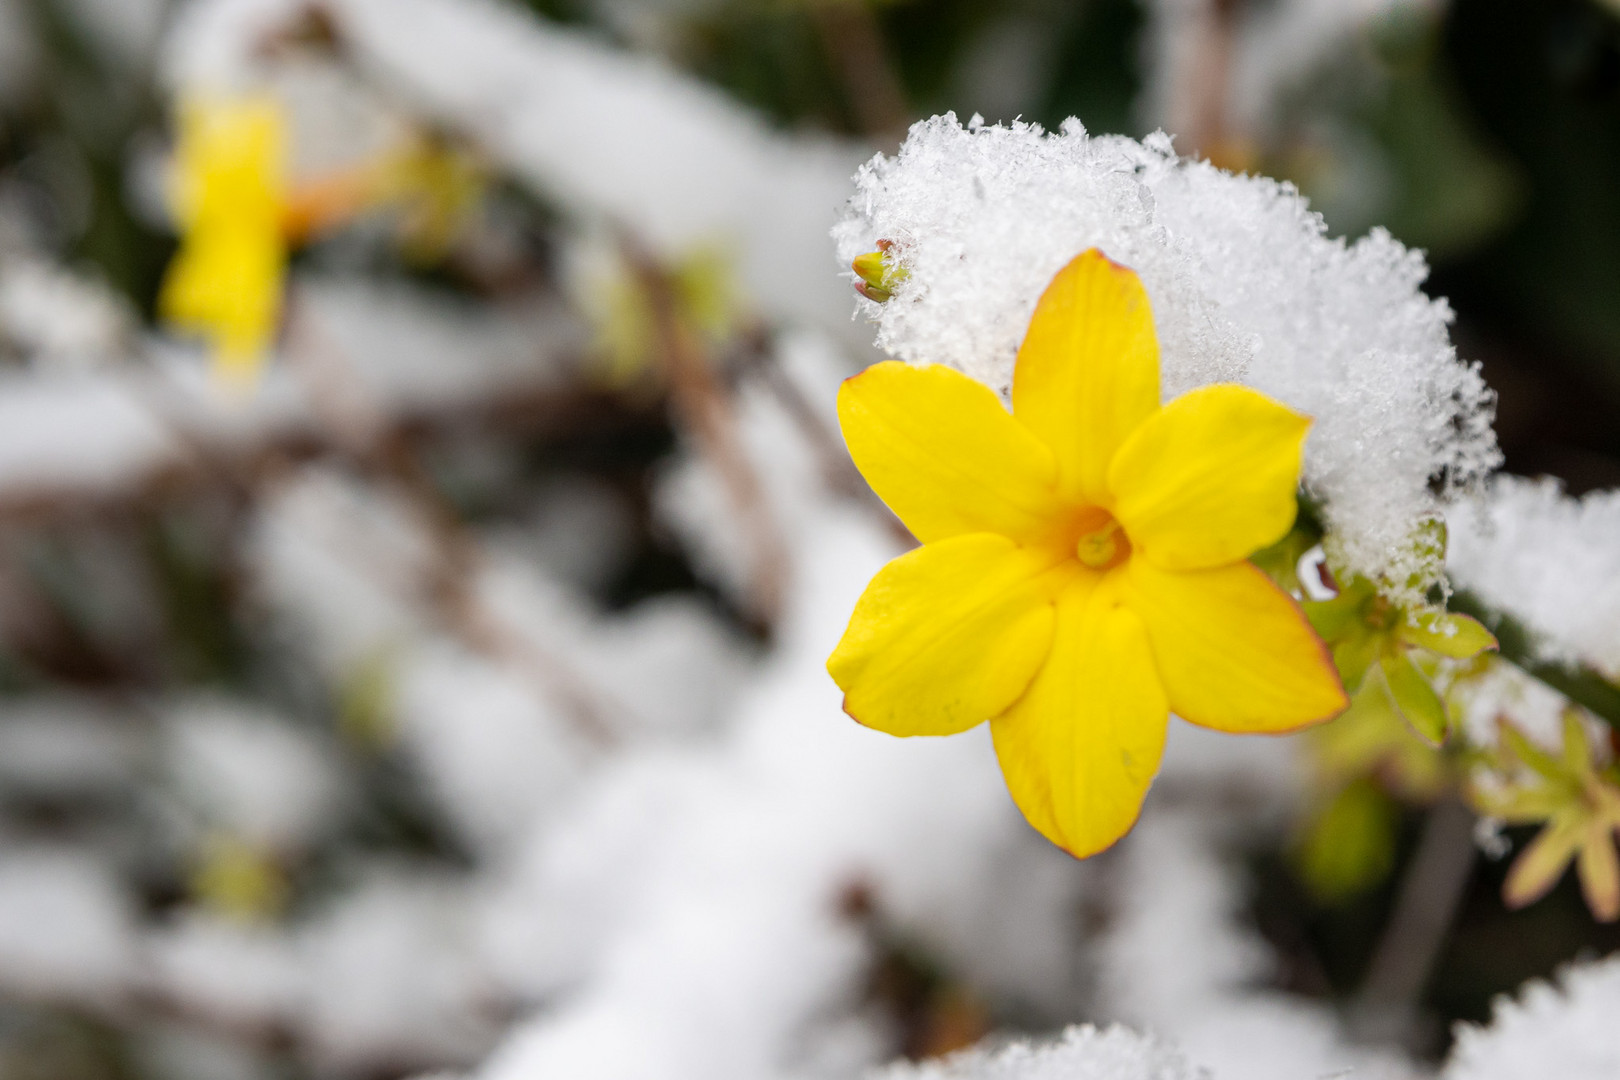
[1450,589,1620,732]
[624,240,791,630]
[808,1,911,142]
[732,324,916,550]
[279,293,623,747]
[1172,0,1245,163]
[1348,795,1476,1047]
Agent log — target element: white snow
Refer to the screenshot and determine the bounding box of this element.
[834,114,1498,601]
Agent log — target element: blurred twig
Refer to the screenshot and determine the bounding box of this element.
[283,293,622,747]
[1349,794,1476,1046]
[625,240,790,630]
[735,324,917,551]
[1174,0,1245,166]
[808,1,911,142]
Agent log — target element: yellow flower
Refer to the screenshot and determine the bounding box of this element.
[159,94,289,382]
[828,249,1349,857]
[1475,711,1620,922]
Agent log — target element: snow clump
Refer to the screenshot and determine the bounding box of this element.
[833,113,1499,601]
[870,1024,1201,1080]
[1445,953,1620,1080]
[1447,475,1620,680]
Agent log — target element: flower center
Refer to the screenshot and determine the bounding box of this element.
[1075,512,1131,571]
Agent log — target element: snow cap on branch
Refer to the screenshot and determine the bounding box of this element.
[833,114,1499,600]
[1447,475,1620,680]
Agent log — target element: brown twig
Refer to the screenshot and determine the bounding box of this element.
[624,241,791,630]
[735,325,917,551]
[808,0,911,142]
[1173,0,1246,166]
[282,292,622,747]
[1349,795,1477,1047]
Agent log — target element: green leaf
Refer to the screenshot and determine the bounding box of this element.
[1396,610,1498,659]
[1381,648,1449,745]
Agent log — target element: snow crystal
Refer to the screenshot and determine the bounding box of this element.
[1447,475,1620,680]
[834,114,1498,599]
[870,1024,1199,1080]
[1445,953,1620,1080]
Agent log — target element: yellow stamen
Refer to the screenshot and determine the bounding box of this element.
[1075,514,1130,570]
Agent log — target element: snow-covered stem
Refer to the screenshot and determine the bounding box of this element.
[1447,591,1620,732]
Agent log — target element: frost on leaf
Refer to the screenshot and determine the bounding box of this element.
[833,114,1499,604]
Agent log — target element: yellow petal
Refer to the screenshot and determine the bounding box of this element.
[828,534,1062,737]
[159,95,288,380]
[1123,558,1348,733]
[838,362,1067,544]
[990,577,1168,858]
[1577,827,1620,922]
[1011,250,1159,505]
[1504,815,1582,910]
[1108,384,1309,570]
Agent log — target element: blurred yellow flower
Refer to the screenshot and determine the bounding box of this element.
[159,94,289,383]
[1476,711,1620,922]
[828,249,1349,857]
[283,135,486,261]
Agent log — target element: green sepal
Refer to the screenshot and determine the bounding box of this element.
[1396,610,1498,659]
[1304,587,1368,642]
[1380,647,1449,745]
[1332,629,1382,694]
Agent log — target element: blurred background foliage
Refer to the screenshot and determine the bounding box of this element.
[0,0,1619,1076]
